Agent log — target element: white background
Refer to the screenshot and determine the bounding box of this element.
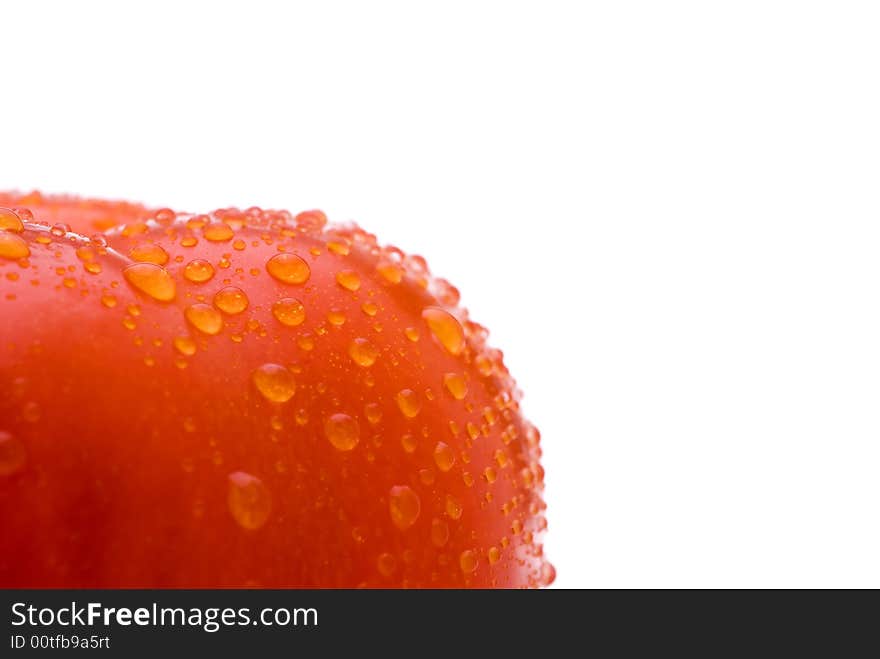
[2,1,879,588]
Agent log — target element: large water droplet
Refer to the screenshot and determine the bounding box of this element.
[252,363,297,403]
[204,221,234,242]
[459,550,478,574]
[213,286,249,314]
[129,243,169,265]
[422,307,464,355]
[348,337,379,367]
[324,413,359,451]
[185,303,223,335]
[395,389,421,418]
[266,253,310,284]
[272,297,306,326]
[0,233,30,260]
[389,485,421,530]
[433,441,456,472]
[183,258,215,283]
[443,373,468,400]
[123,262,176,301]
[335,269,361,291]
[227,471,272,530]
[0,208,24,233]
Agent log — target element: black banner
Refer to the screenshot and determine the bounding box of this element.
[0,589,871,653]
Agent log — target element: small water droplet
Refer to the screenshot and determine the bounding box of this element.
[377,552,396,577]
[266,253,310,284]
[213,286,249,314]
[488,546,501,565]
[422,307,464,355]
[433,441,456,472]
[335,269,361,291]
[203,221,234,242]
[400,434,417,453]
[445,494,463,520]
[123,262,176,302]
[431,517,449,547]
[185,303,223,335]
[252,363,297,403]
[348,337,379,367]
[403,327,420,342]
[443,373,468,400]
[272,298,306,326]
[183,258,215,283]
[324,413,359,451]
[459,550,478,574]
[173,335,197,356]
[100,294,117,308]
[395,389,421,418]
[388,485,420,530]
[227,471,272,530]
[376,261,403,284]
[364,403,382,425]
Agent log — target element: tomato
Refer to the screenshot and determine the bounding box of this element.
[0,198,552,588]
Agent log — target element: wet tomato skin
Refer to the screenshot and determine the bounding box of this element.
[0,200,552,588]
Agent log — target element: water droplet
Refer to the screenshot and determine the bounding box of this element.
[227,471,272,530]
[0,431,26,476]
[266,253,310,284]
[443,373,468,400]
[400,434,417,453]
[233,238,246,250]
[364,403,382,425]
[213,286,249,314]
[324,413,359,451]
[483,467,497,483]
[0,208,24,233]
[361,301,378,316]
[395,389,421,418]
[180,236,198,248]
[84,262,102,274]
[326,309,346,326]
[431,517,449,547]
[272,297,306,326]
[540,562,557,586]
[184,303,223,335]
[183,417,197,432]
[335,269,361,291]
[0,233,30,260]
[488,546,501,565]
[376,261,403,284]
[327,239,350,255]
[173,335,197,356]
[422,307,464,355]
[459,550,478,574]
[101,294,117,308]
[445,494,463,520]
[433,441,456,472]
[203,221,234,242]
[252,363,297,403]
[389,485,420,530]
[403,327,420,342]
[129,243,169,265]
[123,262,176,302]
[183,258,215,283]
[377,552,396,577]
[348,338,379,367]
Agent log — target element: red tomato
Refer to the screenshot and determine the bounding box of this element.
[0,198,552,588]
